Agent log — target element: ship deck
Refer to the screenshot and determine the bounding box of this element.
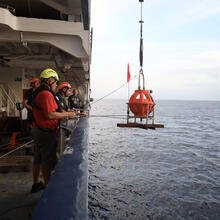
[0,170,42,220]
[0,117,89,220]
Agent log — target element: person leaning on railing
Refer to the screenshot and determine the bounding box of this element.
[68,88,82,111]
[55,81,72,112]
[30,68,79,193]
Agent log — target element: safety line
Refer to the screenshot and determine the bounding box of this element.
[91,74,137,105]
[90,114,127,119]
[0,139,34,159]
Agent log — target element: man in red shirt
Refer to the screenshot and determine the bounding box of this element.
[31,68,77,193]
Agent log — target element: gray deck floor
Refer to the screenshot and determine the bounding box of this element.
[0,171,42,220]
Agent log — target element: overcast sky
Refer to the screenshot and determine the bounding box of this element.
[90,0,220,101]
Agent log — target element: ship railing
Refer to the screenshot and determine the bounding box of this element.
[59,118,79,155]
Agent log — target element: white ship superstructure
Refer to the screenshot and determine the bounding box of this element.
[0,0,91,116]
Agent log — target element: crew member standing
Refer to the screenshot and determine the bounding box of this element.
[30,68,77,193]
[22,77,40,127]
[68,88,82,111]
[55,82,72,112]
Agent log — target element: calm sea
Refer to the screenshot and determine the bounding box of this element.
[88,99,220,220]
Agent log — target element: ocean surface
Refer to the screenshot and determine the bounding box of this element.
[88,99,220,220]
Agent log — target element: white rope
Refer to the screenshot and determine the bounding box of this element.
[0,139,34,159]
[91,74,138,105]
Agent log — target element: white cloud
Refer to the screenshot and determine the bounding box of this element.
[90,1,220,101]
[176,0,220,25]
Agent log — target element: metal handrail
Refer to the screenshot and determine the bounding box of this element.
[0,82,19,103]
[0,83,19,116]
[0,84,15,105]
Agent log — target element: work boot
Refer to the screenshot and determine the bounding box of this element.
[30,182,45,193]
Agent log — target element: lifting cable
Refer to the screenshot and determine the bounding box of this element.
[91,1,145,106]
[138,0,145,90]
[89,1,146,120]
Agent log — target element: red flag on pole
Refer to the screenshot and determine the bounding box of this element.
[127,63,131,82]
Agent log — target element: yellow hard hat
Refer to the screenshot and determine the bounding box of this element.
[40,68,59,81]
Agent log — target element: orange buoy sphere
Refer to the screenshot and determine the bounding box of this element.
[128,89,155,117]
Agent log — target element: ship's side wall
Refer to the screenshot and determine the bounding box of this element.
[32,117,89,220]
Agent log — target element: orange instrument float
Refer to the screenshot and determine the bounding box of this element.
[117,0,164,130]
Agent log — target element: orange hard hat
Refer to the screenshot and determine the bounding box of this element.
[30,77,40,85]
[58,82,71,90]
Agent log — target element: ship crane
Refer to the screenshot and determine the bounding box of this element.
[117,0,164,130]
